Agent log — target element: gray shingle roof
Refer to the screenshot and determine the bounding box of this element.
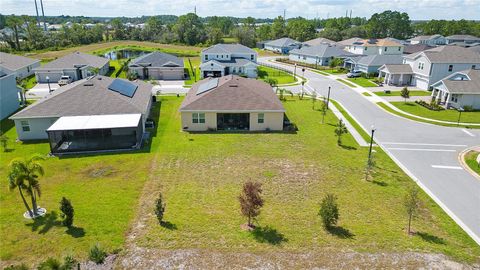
[405,45,480,63]
[379,64,413,74]
[180,75,285,112]
[36,52,109,70]
[403,44,434,54]
[409,34,443,41]
[10,76,152,119]
[0,52,40,71]
[201,57,256,68]
[265,38,300,48]
[357,54,403,66]
[129,51,183,68]
[302,37,336,47]
[202,44,256,54]
[289,44,354,58]
[446,35,480,41]
[436,69,480,94]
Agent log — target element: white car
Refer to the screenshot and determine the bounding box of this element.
[58,75,72,86]
[346,70,362,78]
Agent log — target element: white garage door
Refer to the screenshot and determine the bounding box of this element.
[415,78,429,90]
[162,70,183,80]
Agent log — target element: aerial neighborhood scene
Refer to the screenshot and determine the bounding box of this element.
[1,0,480,268]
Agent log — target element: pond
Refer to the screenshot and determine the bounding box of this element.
[103,49,152,60]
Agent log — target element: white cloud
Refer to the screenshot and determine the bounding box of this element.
[1,0,478,19]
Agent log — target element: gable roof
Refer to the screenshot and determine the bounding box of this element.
[404,45,480,63]
[302,37,336,47]
[409,34,443,41]
[202,44,256,54]
[129,51,183,68]
[265,38,300,48]
[10,76,152,119]
[36,52,109,70]
[200,57,257,68]
[289,44,355,58]
[338,38,402,47]
[180,75,285,112]
[446,35,480,41]
[378,64,413,74]
[432,69,480,94]
[357,54,403,66]
[403,44,434,54]
[0,52,40,71]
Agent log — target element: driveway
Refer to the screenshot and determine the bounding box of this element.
[260,57,480,245]
[152,80,188,95]
[26,83,60,99]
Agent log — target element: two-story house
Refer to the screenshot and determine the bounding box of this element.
[445,35,480,45]
[199,44,258,78]
[343,38,404,55]
[377,46,480,90]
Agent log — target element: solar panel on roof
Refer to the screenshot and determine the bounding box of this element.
[108,79,138,98]
[196,78,218,95]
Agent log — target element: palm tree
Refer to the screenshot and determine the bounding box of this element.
[8,154,45,218]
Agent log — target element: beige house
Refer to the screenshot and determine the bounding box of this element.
[179,75,285,131]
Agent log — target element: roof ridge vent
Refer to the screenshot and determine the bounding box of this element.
[83,82,94,86]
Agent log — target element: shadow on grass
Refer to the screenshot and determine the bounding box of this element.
[26,211,85,238]
[160,221,177,230]
[372,180,388,186]
[416,232,445,245]
[66,226,86,238]
[327,226,355,239]
[251,226,287,245]
[339,144,357,150]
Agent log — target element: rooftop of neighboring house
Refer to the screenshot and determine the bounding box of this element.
[468,45,480,55]
[289,44,355,58]
[403,44,435,54]
[36,52,109,70]
[180,75,285,112]
[0,52,40,71]
[302,37,336,47]
[10,75,152,119]
[433,69,480,94]
[446,34,480,41]
[202,44,256,55]
[265,38,301,47]
[378,64,413,74]
[339,38,403,47]
[404,45,480,64]
[356,54,404,66]
[129,51,183,68]
[200,57,257,67]
[409,34,444,41]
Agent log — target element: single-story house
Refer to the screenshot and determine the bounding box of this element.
[344,54,403,74]
[302,37,336,47]
[34,52,109,83]
[179,75,285,132]
[10,75,153,154]
[430,69,480,110]
[200,44,258,78]
[377,64,414,86]
[446,35,480,45]
[288,45,355,66]
[264,38,301,54]
[0,71,20,120]
[128,51,184,80]
[0,52,40,79]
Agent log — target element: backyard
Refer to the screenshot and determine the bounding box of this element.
[390,102,480,124]
[1,97,479,268]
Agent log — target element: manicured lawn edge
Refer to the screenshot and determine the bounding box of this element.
[362,92,372,97]
[390,102,480,124]
[376,102,480,129]
[464,151,480,176]
[374,91,432,97]
[336,79,357,88]
[346,77,378,87]
[330,99,372,143]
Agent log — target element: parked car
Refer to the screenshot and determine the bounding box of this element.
[346,70,362,78]
[58,75,72,86]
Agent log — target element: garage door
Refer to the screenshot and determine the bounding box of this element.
[162,69,183,80]
[415,78,429,90]
[37,72,62,83]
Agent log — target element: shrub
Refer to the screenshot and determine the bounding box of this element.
[154,193,166,224]
[37,257,61,270]
[60,197,74,227]
[0,131,8,152]
[89,244,107,264]
[62,255,77,270]
[415,100,444,111]
[319,194,339,229]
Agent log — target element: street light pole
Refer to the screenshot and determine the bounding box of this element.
[294,63,297,78]
[301,81,305,99]
[46,76,52,93]
[326,86,331,109]
[367,125,376,164]
[457,107,464,126]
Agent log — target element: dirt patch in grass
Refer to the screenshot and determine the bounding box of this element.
[82,165,118,178]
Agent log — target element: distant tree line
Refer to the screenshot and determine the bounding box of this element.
[1,10,479,52]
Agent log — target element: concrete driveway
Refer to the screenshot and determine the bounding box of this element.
[26,83,60,99]
[260,57,480,245]
[152,80,188,95]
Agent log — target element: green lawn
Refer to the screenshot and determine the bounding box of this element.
[222,37,239,44]
[323,69,348,75]
[183,57,201,86]
[464,151,480,176]
[375,91,432,97]
[347,77,378,87]
[0,102,163,267]
[19,74,37,90]
[336,79,357,88]
[390,102,480,124]
[132,97,479,263]
[362,92,372,97]
[107,59,127,78]
[258,66,297,85]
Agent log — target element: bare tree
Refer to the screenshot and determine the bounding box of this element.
[239,181,264,229]
[404,186,420,235]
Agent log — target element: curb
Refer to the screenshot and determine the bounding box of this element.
[458,147,480,181]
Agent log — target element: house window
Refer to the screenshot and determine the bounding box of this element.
[384,47,387,52]
[205,55,208,61]
[192,113,205,124]
[472,65,476,69]
[448,65,453,72]
[258,113,264,124]
[251,54,254,60]
[20,120,30,132]
[365,47,367,51]
[398,47,401,51]
[27,66,31,72]
[221,55,224,58]
[418,62,424,70]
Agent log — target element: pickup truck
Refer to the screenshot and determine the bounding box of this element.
[58,75,72,86]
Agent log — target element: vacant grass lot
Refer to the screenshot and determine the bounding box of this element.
[347,77,378,87]
[391,102,480,124]
[130,97,479,263]
[258,66,296,85]
[0,103,162,267]
[374,91,432,97]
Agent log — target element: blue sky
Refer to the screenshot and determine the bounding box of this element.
[2,0,480,20]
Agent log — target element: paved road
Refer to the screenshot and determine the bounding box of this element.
[259,57,480,245]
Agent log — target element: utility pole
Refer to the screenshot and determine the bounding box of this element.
[284,9,286,19]
[326,86,331,109]
[40,0,47,31]
[34,0,40,27]
[194,6,196,15]
[350,10,352,19]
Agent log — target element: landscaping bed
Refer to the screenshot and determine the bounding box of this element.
[390,102,480,123]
